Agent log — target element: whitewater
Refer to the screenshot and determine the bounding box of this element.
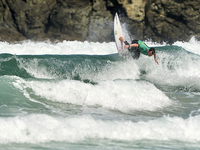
[0,37,200,150]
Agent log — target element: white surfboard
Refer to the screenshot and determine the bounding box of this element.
[114,13,125,54]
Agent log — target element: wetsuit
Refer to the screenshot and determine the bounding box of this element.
[124,40,150,59]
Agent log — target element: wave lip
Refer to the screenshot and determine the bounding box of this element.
[173,37,200,55]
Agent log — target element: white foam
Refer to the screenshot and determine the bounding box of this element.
[0,37,199,56]
[0,39,170,56]
[121,22,167,47]
[136,49,200,89]
[0,40,117,55]
[0,114,200,143]
[12,77,171,113]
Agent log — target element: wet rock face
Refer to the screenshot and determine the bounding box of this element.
[0,0,199,43]
[145,0,200,43]
[0,0,56,41]
[48,0,92,41]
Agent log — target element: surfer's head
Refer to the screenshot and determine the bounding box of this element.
[148,48,155,56]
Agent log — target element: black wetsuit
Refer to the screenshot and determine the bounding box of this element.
[124,40,140,59]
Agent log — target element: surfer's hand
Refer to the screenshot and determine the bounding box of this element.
[155,59,159,65]
[124,45,130,49]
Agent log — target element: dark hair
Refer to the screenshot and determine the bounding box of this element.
[149,48,155,55]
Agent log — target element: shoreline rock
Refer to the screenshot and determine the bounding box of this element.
[0,0,199,44]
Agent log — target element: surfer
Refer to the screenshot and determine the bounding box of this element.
[119,37,159,65]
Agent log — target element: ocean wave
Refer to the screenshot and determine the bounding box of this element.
[12,77,172,113]
[0,114,200,143]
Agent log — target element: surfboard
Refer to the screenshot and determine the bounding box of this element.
[114,13,125,54]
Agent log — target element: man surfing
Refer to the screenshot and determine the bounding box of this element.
[119,37,159,65]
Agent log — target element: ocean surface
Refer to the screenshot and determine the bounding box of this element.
[0,37,200,150]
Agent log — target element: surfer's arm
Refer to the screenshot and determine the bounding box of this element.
[130,43,139,48]
[154,51,159,65]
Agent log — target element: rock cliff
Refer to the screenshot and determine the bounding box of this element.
[0,0,199,43]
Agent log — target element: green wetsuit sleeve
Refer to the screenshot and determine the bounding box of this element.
[138,40,150,55]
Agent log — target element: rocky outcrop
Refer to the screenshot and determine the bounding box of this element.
[145,0,200,43]
[48,0,92,41]
[0,0,56,41]
[0,0,199,43]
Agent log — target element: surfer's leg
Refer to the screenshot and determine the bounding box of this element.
[119,37,130,45]
[119,37,131,49]
[132,48,140,59]
[131,40,138,44]
[131,40,140,59]
[119,37,125,42]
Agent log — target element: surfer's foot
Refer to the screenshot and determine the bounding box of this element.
[119,37,125,42]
